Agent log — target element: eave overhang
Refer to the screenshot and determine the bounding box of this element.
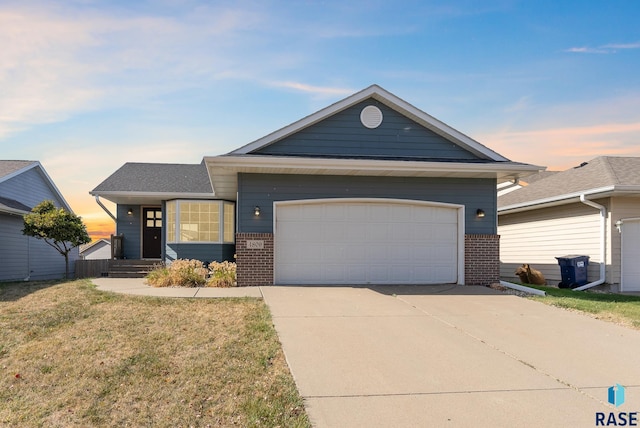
[498,185,640,215]
[0,206,29,216]
[88,191,216,205]
[205,155,544,201]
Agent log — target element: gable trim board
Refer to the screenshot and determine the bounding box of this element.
[272,198,465,285]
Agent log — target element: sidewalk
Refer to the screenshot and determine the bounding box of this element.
[91,277,263,298]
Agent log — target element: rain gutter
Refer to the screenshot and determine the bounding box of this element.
[572,194,606,291]
[94,196,117,222]
[499,281,546,296]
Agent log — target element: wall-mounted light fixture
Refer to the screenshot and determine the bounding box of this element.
[127,208,133,216]
[254,206,261,216]
[476,209,485,218]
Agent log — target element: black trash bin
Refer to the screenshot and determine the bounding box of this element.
[556,255,589,288]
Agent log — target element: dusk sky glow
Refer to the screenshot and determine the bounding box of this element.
[2,0,640,240]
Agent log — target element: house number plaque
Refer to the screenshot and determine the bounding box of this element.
[246,240,264,249]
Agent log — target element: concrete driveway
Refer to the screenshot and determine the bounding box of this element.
[261,285,640,427]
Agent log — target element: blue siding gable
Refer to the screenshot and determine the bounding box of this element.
[251,99,482,161]
[0,165,78,281]
[0,167,66,210]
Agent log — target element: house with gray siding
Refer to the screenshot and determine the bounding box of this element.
[91,85,541,286]
[498,156,640,292]
[0,161,80,281]
[80,239,112,260]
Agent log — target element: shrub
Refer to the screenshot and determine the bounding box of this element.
[146,259,208,287]
[207,261,237,288]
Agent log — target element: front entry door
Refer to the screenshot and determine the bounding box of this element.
[142,207,162,259]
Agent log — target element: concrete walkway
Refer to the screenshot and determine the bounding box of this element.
[91,277,263,298]
[261,284,640,428]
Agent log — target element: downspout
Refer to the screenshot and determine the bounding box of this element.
[94,196,117,222]
[573,194,606,291]
[499,280,546,296]
[503,178,520,189]
[498,178,520,194]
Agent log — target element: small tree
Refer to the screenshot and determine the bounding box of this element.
[22,200,91,279]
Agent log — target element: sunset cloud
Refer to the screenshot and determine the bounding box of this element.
[267,81,354,97]
[478,121,640,170]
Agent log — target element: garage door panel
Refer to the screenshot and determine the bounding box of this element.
[347,266,367,282]
[275,200,460,285]
[392,205,413,221]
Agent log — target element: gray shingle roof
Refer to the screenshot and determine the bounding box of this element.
[0,160,36,180]
[498,156,640,209]
[0,196,32,212]
[521,170,560,184]
[92,161,212,194]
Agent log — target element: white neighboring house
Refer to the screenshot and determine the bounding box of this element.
[80,239,111,260]
[498,156,640,292]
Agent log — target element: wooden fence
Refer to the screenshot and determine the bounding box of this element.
[75,259,110,278]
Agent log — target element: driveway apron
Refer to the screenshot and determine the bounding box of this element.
[260,285,640,428]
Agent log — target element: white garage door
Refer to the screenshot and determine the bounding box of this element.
[622,219,640,292]
[274,199,462,285]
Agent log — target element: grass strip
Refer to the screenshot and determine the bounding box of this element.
[0,279,309,427]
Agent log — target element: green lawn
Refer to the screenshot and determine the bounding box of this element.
[0,279,310,427]
[526,285,640,329]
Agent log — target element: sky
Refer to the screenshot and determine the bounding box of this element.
[2,0,640,241]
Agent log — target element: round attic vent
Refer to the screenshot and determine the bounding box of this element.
[360,105,383,129]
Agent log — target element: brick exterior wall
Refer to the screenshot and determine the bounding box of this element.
[236,232,498,287]
[236,233,274,287]
[465,234,500,286]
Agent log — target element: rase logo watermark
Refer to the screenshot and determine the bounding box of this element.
[596,384,638,426]
[610,384,626,408]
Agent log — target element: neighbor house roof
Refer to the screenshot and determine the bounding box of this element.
[0,196,32,215]
[0,160,37,180]
[206,85,544,200]
[498,156,640,213]
[0,160,73,212]
[80,239,110,254]
[90,161,214,205]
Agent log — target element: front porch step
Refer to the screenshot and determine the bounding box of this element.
[108,260,161,278]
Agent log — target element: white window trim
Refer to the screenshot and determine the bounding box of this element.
[166,200,235,244]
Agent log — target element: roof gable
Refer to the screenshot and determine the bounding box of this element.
[80,239,110,254]
[251,99,484,161]
[231,84,509,162]
[498,156,640,211]
[0,160,72,212]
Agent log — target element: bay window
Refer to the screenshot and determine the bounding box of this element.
[166,200,235,243]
